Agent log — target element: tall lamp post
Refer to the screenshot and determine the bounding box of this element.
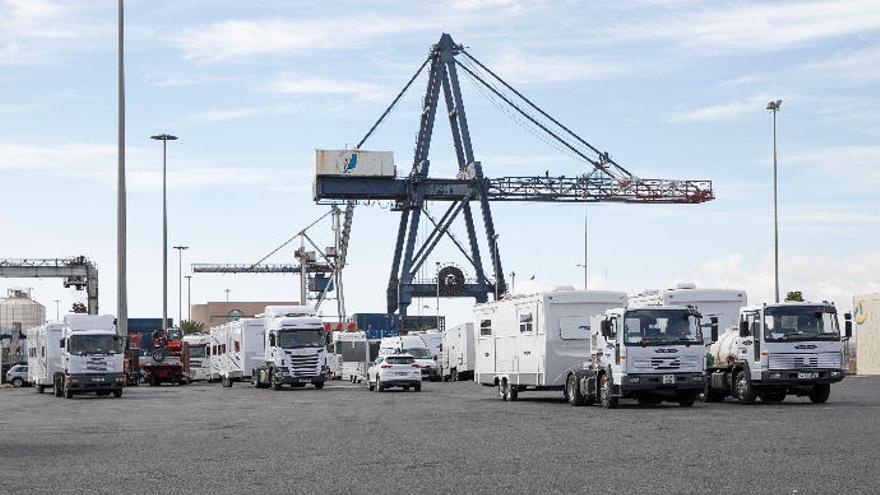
[491,233,500,300]
[576,263,588,290]
[116,0,128,338]
[151,133,178,333]
[767,100,782,303]
[173,245,189,324]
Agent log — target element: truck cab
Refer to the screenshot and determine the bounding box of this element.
[706,302,848,404]
[252,306,328,390]
[569,306,706,408]
[56,315,125,399]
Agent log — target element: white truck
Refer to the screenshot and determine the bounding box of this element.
[474,288,627,401]
[567,306,707,408]
[250,306,328,390]
[327,330,369,383]
[379,334,441,381]
[211,318,265,388]
[442,322,475,381]
[629,283,747,343]
[182,334,211,381]
[28,315,125,399]
[705,302,849,404]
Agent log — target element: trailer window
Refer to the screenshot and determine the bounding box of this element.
[559,317,589,340]
[519,313,534,333]
[480,319,492,336]
[234,341,240,353]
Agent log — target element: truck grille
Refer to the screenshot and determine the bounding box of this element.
[768,353,841,370]
[286,352,319,376]
[633,356,700,370]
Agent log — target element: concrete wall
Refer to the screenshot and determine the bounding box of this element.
[855,293,880,376]
[191,301,299,328]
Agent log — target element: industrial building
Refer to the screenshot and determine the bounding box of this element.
[854,293,880,376]
[190,301,298,327]
[0,289,46,366]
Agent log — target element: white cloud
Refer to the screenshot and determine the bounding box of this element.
[803,44,880,83]
[669,94,773,123]
[484,50,630,84]
[785,145,880,183]
[452,0,521,12]
[265,74,387,102]
[0,0,100,64]
[176,16,433,62]
[613,0,880,54]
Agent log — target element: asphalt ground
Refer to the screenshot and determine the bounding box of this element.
[1,376,879,494]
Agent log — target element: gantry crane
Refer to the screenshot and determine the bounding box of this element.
[313,33,715,317]
[0,256,99,314]
[191,206,351,317]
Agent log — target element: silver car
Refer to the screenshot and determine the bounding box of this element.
[5,364,29,387]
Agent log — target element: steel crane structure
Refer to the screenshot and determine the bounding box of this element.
[0,256,99,314]
[313,33,715,317]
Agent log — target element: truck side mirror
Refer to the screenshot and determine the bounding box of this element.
[739,321,749,338]
[845,321,852,339]
[268,333,276,347]
[59,339,65,348]
[600,320,611,338]
[710,317,719,343]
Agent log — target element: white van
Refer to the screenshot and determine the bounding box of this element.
[379,335,440,381]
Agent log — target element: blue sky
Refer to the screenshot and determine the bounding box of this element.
[1,0,878,325]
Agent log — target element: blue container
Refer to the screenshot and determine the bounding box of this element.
[354,313,399,340]
[126,318,173,355]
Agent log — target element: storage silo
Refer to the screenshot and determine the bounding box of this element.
[0,288,46,330]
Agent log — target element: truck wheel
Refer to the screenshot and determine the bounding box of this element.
[703,382,725,403]
[567,374,586,407]
[251,373,258,387]
[599,374,618,409]
[677,392,696,407]
[53,376,63,397]
[414,383,422,392]
[314,382,324,390]
[808,383,831,404]
[113,389,123,398]
[735,370,757,405]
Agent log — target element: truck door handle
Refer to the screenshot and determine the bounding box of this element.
[523,351,531,355]
[484,353,490,357]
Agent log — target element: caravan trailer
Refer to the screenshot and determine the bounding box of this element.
[210,318,265,387]
[27,322,65,393]
[475,288,627,401]
[442,323,475,381]
[327,331,369,382]
[183,334,211,381]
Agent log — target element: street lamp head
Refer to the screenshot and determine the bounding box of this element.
[766,100,782,111]
[173,245,189,251]
[151,134,178,141]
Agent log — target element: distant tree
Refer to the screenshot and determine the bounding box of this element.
[785,291,805,302]
[180,320,206,336]
[71,302,88,314]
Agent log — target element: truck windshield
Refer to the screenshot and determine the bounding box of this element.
[764,307,840,342]
[68,335,122,355]
[277,329,325,349]
[189,345,207,358]
[336,341,367,361]
[623,310,701,345]
[404,347,432,359]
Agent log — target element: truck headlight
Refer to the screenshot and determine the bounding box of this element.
[831,371,843,377]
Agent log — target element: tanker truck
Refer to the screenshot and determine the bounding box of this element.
[705,302,850,404]
[567,306,707,408]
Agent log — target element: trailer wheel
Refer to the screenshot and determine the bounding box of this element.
[735,370,757,405]
[599,374,618,409]
[222,376,233,388]
[113,389,123,398]
[567,374,586,407]
[503,383,518,401]
[314,381,324,390]
[808,383,830,404]
[53,376,63,397]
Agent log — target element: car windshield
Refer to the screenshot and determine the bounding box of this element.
[189,345,206,358]
[623,310,701,345]
[764,306,840,342]
[404,347,432,359]
[277,329,325,349]
[386,356,415,365]
[68,335,122,355]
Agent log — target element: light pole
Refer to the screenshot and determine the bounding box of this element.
[173,245,189,324]
[185,275,192,321]
[576,263,588,290]
[151,133,178,334]
[510,271,516,294]
[435,262,441,331]
[767,99,782,303]
[116,0,128,338]
[225,289,231,304]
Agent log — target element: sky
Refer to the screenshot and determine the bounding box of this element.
[1,0,878,327]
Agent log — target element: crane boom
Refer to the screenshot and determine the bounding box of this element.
[0,256,98,314]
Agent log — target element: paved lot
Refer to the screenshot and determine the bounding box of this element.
[1,376,879,494]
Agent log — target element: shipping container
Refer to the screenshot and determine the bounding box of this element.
[854,293,880,375]
[315,149,395,177]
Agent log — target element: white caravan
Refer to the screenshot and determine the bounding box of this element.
[442,323,476,381]
[327,331,369,382]
[250,306,328,390]
[183,335,211,381]
[567,306,707,408]
[29,315,125,399]
[475,288,627,400]
[211,318,265,387]
[27,322,65,393]
[379,334,440,381]
[629,284,747,342]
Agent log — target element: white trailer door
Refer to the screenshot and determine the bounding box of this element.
[516,302,541,384]
[476,318,496,384]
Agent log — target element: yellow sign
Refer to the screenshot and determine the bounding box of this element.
[853,302,867,325]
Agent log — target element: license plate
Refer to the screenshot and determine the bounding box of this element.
[93,377,105,382]
[662,375,675,385]
[798,372,819,379]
